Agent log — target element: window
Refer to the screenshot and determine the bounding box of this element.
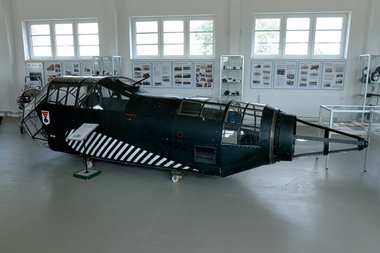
[252,13,350,58]
[26,20,99,59]
[131,16,215,59]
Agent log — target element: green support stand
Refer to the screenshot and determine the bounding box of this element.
[73,169,101,180]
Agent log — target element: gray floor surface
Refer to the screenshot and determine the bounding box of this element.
[0,116,379,253]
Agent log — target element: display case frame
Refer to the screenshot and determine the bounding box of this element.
[318,105,380,169]
[355,54,380,107]
[220,55,244,100]
[364,111,380,171]
[92,56,121,76]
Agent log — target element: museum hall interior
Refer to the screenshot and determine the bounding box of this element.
[0,0,380,252]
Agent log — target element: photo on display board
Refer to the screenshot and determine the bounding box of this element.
[152,62,172,88]
[250,61,273,89]
[194,62,214,89]
[172,62,192,88]
[273,61,297,89]
[321,61,346,90]
[297,61,321,90]
[132,61,152,87]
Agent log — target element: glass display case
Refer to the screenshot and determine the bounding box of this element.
[364,111,380,171]
[92,56,121,76]
[220,55,244,100]
[355,54,380,107]
[319,105,380,169]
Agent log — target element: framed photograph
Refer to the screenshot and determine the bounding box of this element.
[82,61,93,76]
[297,61,321,90]
[251,61,273,89]
[44,62,62,82]
[63,62,81,76]
[132,61,152,87]
[152,61,172,88]
[194,61,214,89]
[274,61,297,89]
[26,62,44,84]
[321,61,346,90]
[172,61,192,88]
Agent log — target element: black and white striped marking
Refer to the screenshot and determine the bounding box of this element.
[65,131,196,172]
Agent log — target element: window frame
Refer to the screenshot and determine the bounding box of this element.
[251,12,350,59]
[131,15,215,59]
[26,19,99,60]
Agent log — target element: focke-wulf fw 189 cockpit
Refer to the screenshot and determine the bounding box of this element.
[22,76,368,181]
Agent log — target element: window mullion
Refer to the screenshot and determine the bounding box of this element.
[308,15,315,58]
[51,22,56,59]
[73,21,78,59]
[185,18,189,57]
[280,16,286,58]
[159,18,163,58]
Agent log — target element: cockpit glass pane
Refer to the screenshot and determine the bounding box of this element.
[57,84,69,105]
[201,103,225,121]
[178,100,203,117]
[242,104,264,129]
[225,106,243,124]
[222,124,239,144]
[230,100,248,109]
[48,83,59,104]
[66,85,79,106]
[77,84,95,108]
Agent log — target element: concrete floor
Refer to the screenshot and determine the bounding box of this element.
[1,116,380,253]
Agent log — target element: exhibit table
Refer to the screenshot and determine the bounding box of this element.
[364,111,380,171]
[318,105,380,169]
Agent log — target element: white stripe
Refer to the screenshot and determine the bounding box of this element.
[164,160,174,167]
[140,153,153,164]
[183,166,190,170]
[91,135,107,156]
[134,150,147,163]
[120,145,135,161]
[173,163,182,169]
[86,133,102,155]
[192,169,199,172]
[155,158,167,166]
[69,141,79,149]
[96,137,113,157]
[127,148,141,162]
[80,132,97,153]
[67,129,76,145]
[148,155,160,165]
[114,143,129,160]
[65,129,75,142]
[102,139,117,158]
[75,140,84,151]
[107,141,123,159]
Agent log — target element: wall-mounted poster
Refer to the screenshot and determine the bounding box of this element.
[297,61,321,90]
[274,61,297,89]
[251,61,273,89]
[26,62,44,84]
[44,62,62,82]
[321,61,346,90]
[194,62,214,89]
[152,61,172,88]
[132,61,152,87]
[173,61,192,88]
[63,62,81,76]
[82,61,93,76]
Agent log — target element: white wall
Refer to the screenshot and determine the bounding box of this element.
[0,0,17,115]
[1,0,380,116]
